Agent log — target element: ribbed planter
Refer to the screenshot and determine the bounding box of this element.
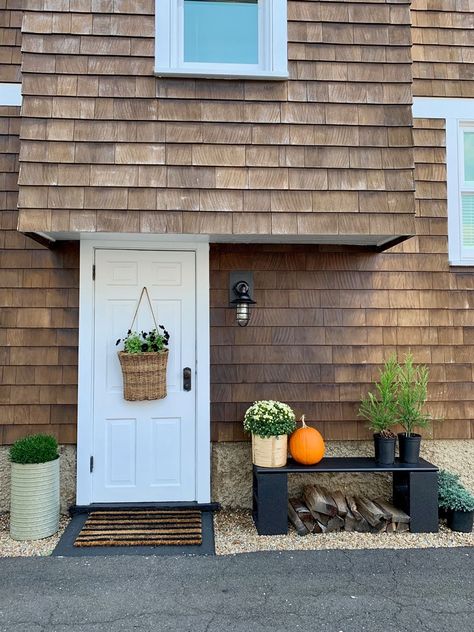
[10,458,60,541]
[252,434,288,468]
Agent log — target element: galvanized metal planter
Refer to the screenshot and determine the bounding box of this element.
[10,458,60,541]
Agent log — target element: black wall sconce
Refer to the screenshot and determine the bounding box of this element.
[229,272,256,327]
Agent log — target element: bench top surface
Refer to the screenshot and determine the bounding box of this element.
[254,457,438,474]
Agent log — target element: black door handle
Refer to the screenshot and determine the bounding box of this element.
[183,367,192,391]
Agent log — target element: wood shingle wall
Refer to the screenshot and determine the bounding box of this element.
[210,156,474,442]
[17,0,415,239]
[0,1,474,444]
[210,119,473,444]
[0,1,22,83]
[0,105,79,444]
[412,0,474,97]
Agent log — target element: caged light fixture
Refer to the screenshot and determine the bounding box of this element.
[230,280,256,327]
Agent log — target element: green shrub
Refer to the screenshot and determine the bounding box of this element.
[438,469,474,512]
[9,434,59,464]
[358,355,398,437]
[396,353,431,436]
[359,353,433,438]
[243,400,296,438]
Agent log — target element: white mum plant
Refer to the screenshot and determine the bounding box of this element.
[243,400,296,438]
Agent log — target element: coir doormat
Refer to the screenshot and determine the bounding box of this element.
[73,510,202,547]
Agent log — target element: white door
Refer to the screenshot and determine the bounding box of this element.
[92,249,196,502]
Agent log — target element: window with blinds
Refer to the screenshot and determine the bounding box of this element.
[461,128,474,252]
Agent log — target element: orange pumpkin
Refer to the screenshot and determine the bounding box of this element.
[289,415,325,465]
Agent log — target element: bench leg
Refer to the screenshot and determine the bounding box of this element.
[409,471,439,533]
[253,472,288,535]
[393,471,438,533]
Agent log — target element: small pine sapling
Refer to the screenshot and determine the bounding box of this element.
[358,355,398,438]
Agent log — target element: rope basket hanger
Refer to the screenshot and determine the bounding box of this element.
[128,286,159,333]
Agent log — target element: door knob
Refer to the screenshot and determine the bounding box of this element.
[183,367,192,391]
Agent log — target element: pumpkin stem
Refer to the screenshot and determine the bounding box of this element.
[301,414,307,428]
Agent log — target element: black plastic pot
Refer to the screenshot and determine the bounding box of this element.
[447,509,474,533]
[398,433,421,464]
[373,433,396,465]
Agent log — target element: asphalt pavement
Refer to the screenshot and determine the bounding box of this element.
[0,547,472,632]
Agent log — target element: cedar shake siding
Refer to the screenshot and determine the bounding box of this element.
[0,1,473,445]
[210,245,474,443]
[412,0,474,98]
[17,1,415,242]
[0,1,22,83]
[0,105,79,445]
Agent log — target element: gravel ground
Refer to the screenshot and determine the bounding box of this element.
[1,510,473,558]
[214,509,474,555]
[0,514,70,557]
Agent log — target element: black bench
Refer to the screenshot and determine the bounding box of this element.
[253,457,439,535]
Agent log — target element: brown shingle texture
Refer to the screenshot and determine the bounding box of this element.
[17,1,415,238]
[209,119,472,442]
[0,105,79,445]
[412,0,474,97]
[0,1,22,83]
[1,108,473,443]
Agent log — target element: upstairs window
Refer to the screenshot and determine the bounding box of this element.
[459,126,474,259]
[155,0,287,79]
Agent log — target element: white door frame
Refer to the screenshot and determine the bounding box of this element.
[76,235,210,505]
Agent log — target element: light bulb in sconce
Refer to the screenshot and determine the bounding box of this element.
[230,280,256,327]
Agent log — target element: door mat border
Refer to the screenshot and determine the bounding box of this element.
[53,510,215,557]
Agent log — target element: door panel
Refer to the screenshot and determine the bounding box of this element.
[151,417,181,485]
[105,418,137,487]
[93,249,196,502]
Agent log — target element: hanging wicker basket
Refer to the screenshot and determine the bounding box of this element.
[118,349,168,401]
[117,286,169,401]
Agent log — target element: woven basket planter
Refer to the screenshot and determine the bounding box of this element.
[252,434,288,468]
[10,458,60,541]
[118,349,168,401]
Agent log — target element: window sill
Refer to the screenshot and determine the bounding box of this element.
[154,66,289,81]
[449,260,474,267]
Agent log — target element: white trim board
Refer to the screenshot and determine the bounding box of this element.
[412,97,474,119]
[76,238,211,505]
[412,97,474,266]
[0,83,22,106]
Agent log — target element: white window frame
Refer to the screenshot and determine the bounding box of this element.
[155,0,288,79]
[412,97,474,266]
[458,124,474,262]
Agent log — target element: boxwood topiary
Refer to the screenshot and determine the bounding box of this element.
[9,434,59,464]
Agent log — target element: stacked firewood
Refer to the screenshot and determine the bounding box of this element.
[288,485,410,536]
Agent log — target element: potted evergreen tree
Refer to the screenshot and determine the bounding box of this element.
[9,434,60,540]
[358,356,398,465]
[438,469,474,533]
[396,354,431,463]
[244,400,296,468]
